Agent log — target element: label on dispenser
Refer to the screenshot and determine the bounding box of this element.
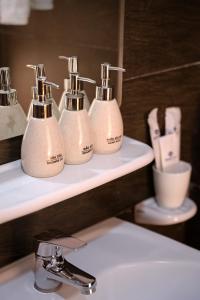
[47,153,63,164]
[82,144,93,155]
[107,135,122,145]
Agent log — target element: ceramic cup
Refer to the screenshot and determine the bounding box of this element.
[153,161,192,209]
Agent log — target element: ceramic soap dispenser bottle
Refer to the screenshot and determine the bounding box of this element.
[0,67,27,140]
[21,76,64,178]
[58,56,90,112]
[59,73,95,164]
[27,64,60,121]
[89,63,125,154]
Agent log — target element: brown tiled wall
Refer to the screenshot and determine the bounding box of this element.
[122,0,200,248]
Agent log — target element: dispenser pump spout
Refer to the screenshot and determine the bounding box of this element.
[26,64,46,86]
[96,63,125,101]
[101,63,125,88]
[69,73,96,95]
[59,56,78,74]
[37,77,59,102]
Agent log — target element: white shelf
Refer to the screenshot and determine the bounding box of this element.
[0,136,154,224]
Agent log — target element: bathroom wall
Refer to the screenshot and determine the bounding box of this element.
[0,0,119,113]
[122,0,200,249]
[1,0,200,268]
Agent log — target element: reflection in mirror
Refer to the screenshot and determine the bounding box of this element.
[0,0,123,142]
[0,67,27,140]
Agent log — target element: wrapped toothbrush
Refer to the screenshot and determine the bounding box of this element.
[147,108,161,170]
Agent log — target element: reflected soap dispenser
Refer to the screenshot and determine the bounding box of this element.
[59,73,95,164]
[0,67,27,140]
[89,63,125,154]
[27,64,60,121]
[58,56,90,112]
[21,76,64,178]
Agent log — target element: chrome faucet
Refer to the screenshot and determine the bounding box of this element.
[34,230,96,295]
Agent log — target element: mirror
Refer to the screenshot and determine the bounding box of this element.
[0,0,123,141]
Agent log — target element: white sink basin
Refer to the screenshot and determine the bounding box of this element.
[1,218,200,300]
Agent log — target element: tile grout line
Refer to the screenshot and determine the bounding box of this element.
[124,61,200,82]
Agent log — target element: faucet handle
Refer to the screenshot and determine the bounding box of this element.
[34,229,86,258]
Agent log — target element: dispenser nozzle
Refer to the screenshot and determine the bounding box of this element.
[101,63,125,88]
[37,76,59,102]
[69,73,96,94]
[44,80,59,90]
[108,66,126,72]
[95,62,126,101]
[59,56,78,74]
[78,76,96,85]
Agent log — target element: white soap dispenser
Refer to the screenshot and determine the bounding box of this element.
[0,67,27,140]
[59,73,95,165]
[58,56,90,112]
[89,63,125,154]
[21,76,64,178]
[27,64,60,121]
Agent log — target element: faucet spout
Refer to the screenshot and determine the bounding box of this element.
[44,258,96,295]
[34,235,96,295]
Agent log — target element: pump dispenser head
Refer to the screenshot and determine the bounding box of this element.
[0,67,17,106]
[66,73,95,111]
[59,56,78,74]
[96,63,125,101]
[33,76,59,118]
[59,56,79,92]
[26,64,47,101]
[26,64,46,85]
[27,64,55,101]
